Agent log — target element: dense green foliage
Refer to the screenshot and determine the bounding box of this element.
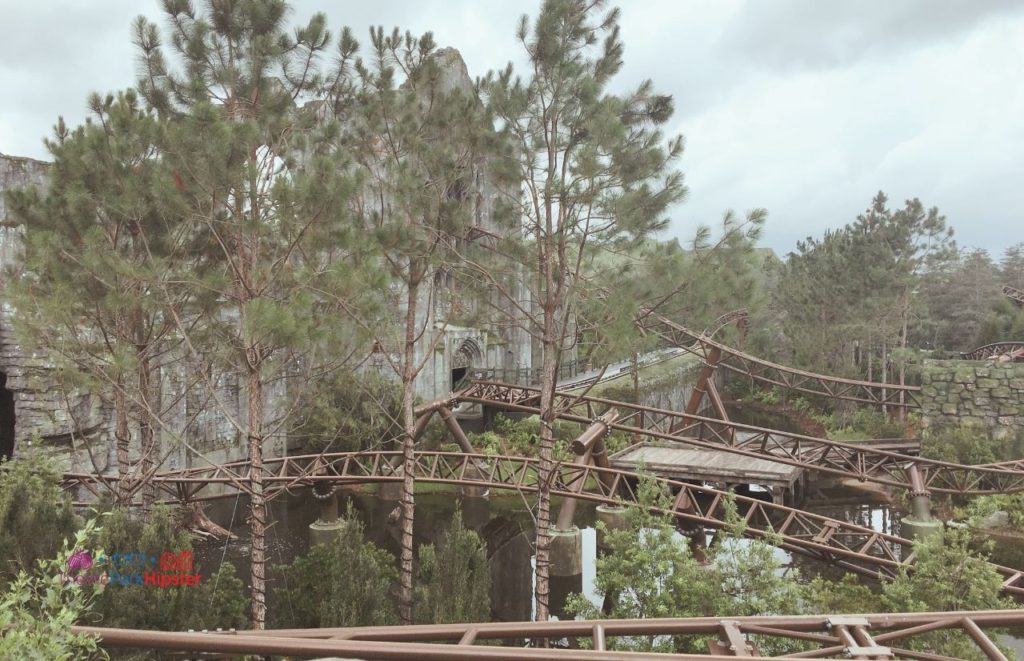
[414,511,491,624]
[567,480,803,654]
[922,423,1021,465]
[0,524,105,660]
[0,454,78,585]
[289,371,403,454]
[90,507,247,632]
[272,511,398,628]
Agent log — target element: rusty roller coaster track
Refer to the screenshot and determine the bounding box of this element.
[73,609,1024,659]
[637,310,922,408]
[459,381,1024,495]
[60,450,1024,598]
[1005,284,1024,306]
[960,342,1024,361]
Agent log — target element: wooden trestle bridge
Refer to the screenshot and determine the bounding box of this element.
[57,310,1024,659]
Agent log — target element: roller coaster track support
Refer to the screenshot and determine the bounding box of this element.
[60,451,1024,599]
[460,381,1024,496]
[638,310,922,409]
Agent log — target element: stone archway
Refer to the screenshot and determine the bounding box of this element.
[451,338,483,391]
[0,372,14,460]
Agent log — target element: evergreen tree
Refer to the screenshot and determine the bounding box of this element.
[414,510,491,624]
[477,0,686,620]
[134,0,370,628]
[333,31,493,623]
[272,509,398,628]
[0,455,78,586]
[6,91,188,510]
[91,506,248,632]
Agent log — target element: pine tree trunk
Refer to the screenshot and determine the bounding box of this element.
[399,278,420,625]
[881,340,888,417]
[898,304,908,422]
[114,381,131,507]
[535,332,557,623]
[246,360,267,630]
[138,355,156,514]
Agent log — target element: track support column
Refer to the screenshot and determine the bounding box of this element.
[900,464,942,544]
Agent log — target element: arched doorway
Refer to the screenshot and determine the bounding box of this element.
[0,372,14,460]
[451,338,483,391]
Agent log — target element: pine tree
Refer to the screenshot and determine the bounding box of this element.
[134,0,369,628]
[331,30,495,624]
[477,0,686,620]
[6,91,187,510]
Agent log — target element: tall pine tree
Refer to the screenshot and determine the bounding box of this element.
[134,0,368,628]
[478,0,686,620]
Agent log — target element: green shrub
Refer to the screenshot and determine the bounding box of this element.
[289,371,403,453]
[0,522,106,660]
[272,507,397,628]
[415,510,490,624]
[0,454,78,586]
[90,507,247,632]
[922,424,1015,464]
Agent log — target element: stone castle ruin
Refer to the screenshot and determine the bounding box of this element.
[0,49,536,473]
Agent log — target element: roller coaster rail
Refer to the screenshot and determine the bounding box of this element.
[458,381,1024,495]
[1005,284,1024,306]
[59,449,1024,598]
[72,609,1024,659]
[637,310,922,409]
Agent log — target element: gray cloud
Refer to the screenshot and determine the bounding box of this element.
[1,0,1021,257]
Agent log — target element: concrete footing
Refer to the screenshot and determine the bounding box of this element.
[900,517,943,548]
[595,504,629,549]
[549,526,583,577]
[309,492,343,546]
[461,463,490,498]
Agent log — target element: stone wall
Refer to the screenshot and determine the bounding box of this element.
[920,359,1024,439]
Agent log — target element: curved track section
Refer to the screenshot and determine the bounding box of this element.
[461,381,1024,495]
[638,311,921,408]
[1005,284,1024,306]
[960,341,1024,361]
[61,450,1024,597]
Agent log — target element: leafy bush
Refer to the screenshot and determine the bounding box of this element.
[289,371,403,453]
[881,526,1013,658]
[958,494,1024,529]
[822,409,906,440]
[922,424,1015,465]
[272,507,397,628]
[0,522,106,660]
[89,507,247,632]
[468,414,577,459]
[567,480,803,655]
[415,510,490,624]
[0,453,78,586]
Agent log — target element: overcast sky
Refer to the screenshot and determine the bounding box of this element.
[1,0,1022,257]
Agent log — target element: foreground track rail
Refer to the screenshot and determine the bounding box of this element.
[73,609,1024,659]
[638,311,921,408]
[61,451,1024,597]
[460,381,1024,495]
